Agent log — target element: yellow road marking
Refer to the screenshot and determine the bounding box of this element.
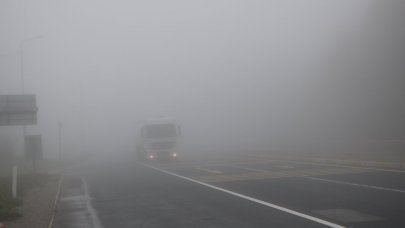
[195,168,371,183]
[195,167,222,174]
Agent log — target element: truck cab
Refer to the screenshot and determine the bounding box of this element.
[137,118,181,161]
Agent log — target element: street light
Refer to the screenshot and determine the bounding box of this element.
[20,36,42,94]
[19,36,42,171]
[58,121,63,160]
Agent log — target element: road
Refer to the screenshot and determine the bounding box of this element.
[54,154,405,228]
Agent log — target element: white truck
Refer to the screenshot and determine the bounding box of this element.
[136,118,181,161]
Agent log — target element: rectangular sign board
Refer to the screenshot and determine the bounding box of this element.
[25,134,43,160]
[0,94,37,126]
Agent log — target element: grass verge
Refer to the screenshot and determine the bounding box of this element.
[0,177,22,221]
[0,174,49,222]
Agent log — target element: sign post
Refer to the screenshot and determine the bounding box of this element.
[25,134,42,173]
[58,121,62,160]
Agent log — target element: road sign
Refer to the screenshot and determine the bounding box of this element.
[0,94,37,126]
[24,134,42,160]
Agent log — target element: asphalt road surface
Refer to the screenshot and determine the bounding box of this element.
[55,154,405,228]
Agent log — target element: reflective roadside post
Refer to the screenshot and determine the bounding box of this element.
[12,166,17,199]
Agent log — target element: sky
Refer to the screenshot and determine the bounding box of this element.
[0,0,404,159]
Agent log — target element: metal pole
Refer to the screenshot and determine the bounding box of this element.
[58,121,62,160]
[20,42,25,94]
[12,166,18,198]
[33,151,37,173]
[20,41,27,171]
[20,36,42,171]
[19,36,42,94]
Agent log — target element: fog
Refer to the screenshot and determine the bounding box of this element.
[1,0,404,160]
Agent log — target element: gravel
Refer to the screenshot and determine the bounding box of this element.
[7,175,60,228]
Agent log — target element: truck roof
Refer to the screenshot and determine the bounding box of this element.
[144,118,175,125]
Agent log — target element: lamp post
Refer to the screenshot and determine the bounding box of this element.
[58,121,63,160]
[19,36,42,171]
[20,36,42,94]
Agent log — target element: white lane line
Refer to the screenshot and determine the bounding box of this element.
[82,178,103,228]
[195,167,222,174]
[142,163,345,228]
[304,177,405,194]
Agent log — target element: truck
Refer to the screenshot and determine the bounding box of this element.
[136,118,181,161]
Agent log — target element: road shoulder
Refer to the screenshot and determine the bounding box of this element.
[7,174,60,228]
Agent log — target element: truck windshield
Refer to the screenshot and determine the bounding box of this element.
[150,141,175,150]
[145,124,176,138]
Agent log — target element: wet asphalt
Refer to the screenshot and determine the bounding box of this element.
[55,154,405,228]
